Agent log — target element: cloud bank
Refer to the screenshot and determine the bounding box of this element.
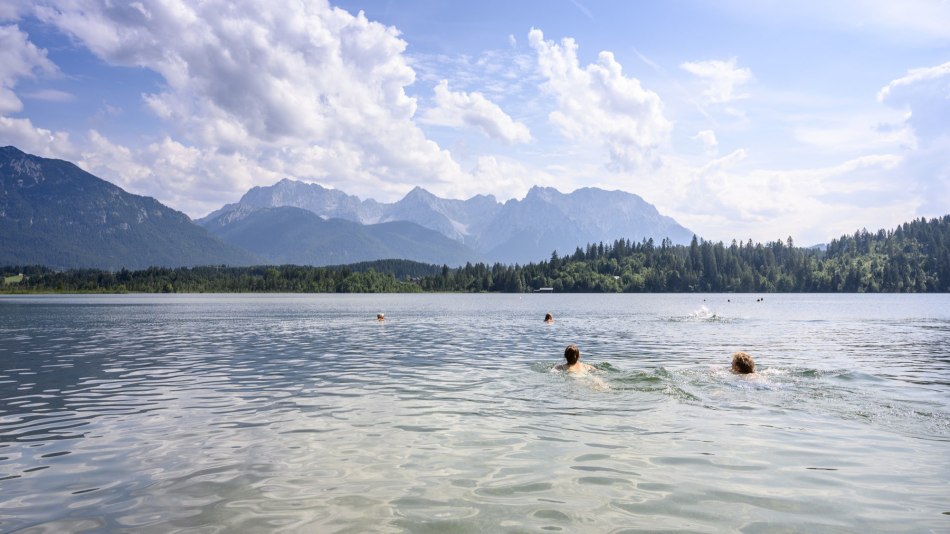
[680,57,752,105]
[877,61,950,103]
[528,28,671,171]
[421,80,531,144]
[0,24,56,114]
[16,0,466,213]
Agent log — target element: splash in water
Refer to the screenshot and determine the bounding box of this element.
[688,305,719,320]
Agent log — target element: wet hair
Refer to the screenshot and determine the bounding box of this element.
[544,313,554,322]
[731,351,755,374]
[564,344,580,365]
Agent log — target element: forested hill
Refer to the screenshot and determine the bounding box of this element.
[420,215,948,293]
[3,215,948,293]
[420,215,950,292]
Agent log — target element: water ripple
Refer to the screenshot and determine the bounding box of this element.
[0,293,947,532]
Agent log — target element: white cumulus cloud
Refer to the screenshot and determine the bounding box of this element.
[662,149,910,244]
[77,132,286,216]
[0,115,74,157]
[421,80,531,144]
[876,60,950,144]
[681,57,752,104]
[693,129,718,156]
[0,1,29,21]
[528,28,672,171]
[0,24,57,114]
[30,0,467,212]
[875,59,950,216]
[469,155,555,202]
[877,60,950,102]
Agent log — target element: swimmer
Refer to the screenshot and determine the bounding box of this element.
[377,313,385,322]
[544,313,554,323]
[731,351,755,374]
[555,344,595,374]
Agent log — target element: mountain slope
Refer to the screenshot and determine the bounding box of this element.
[0,146,260,269]
[476,190,588,264]
[206,206,482,266]
[503,185,695,251]
[382,186,501,244]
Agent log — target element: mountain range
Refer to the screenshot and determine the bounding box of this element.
[199,178,694,264]
[1,146,695,269]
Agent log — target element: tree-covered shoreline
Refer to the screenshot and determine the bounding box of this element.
[3,216,948,294]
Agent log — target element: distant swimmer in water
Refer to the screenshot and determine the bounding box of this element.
[544,313,554,323]
[731,351,755,374]
[555,344,595,374]
[377,313,385,322]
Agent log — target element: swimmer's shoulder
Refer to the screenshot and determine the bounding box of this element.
[567,364,594,375]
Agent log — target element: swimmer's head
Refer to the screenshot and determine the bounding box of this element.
[731,351,755,374]
[544,313,554,323]
[377,313,385,321]
[564,344,580,365]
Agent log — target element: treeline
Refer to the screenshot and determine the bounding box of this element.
[3,215,948,293]
[1,264,422,293]
[325,259,443,280]
[421,215,949,293]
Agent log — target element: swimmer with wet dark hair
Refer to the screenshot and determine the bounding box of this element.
[555,344,595,374]
[377,313,385,322]
[731,351,755,374]
[544,313,554,323]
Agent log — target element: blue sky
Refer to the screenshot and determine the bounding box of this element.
[1,0,948,245]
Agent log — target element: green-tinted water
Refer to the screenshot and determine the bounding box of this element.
[1,294,948,532]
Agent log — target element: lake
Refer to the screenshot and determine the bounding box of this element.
[1,293,948,532]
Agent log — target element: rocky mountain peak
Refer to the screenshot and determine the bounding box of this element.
[401,186,439,204]
[201,177,694,264]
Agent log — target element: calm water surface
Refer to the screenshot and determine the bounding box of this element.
[1,293,948,533]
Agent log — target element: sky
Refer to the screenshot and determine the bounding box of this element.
[1,0,948,246]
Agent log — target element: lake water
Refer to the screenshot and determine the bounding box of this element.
[1,293,948,533]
